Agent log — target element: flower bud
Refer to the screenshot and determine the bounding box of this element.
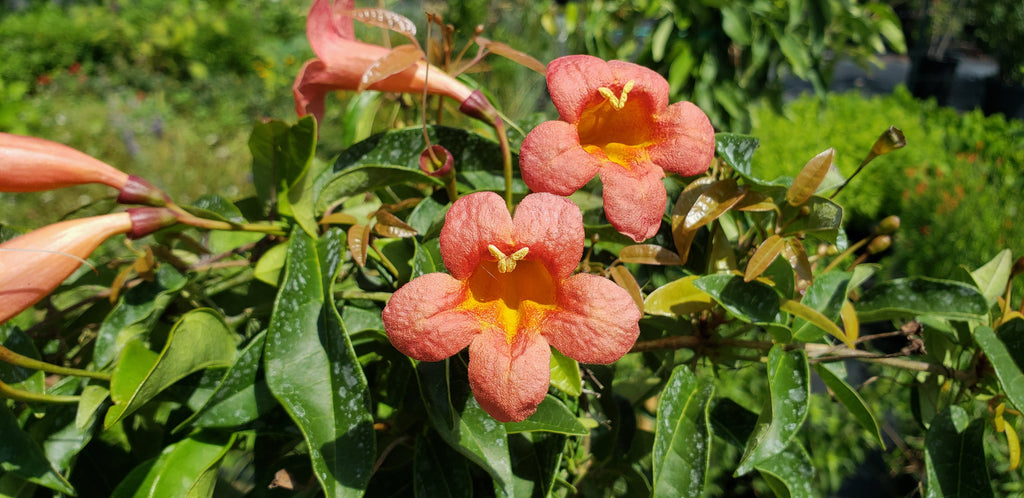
[0,213,133,323]
[0,132,129,192]
[419,145,454,179]
[870,126,907,157]
[875,215,901,235]
[866,235,892,255]
[126,207,180,239]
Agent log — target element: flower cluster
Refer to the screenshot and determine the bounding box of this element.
[0,133,178,323]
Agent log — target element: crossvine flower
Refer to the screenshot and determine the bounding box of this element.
[382,192,641,422]
[293,0,496,125]
[519,55,716,242]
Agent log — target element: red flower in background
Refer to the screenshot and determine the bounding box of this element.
[519,55,716,242]
[382,192,640,422]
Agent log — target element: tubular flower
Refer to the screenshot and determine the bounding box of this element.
[293,0,496,125]
[519,55,716,242]
[382,192,641,422]
[0,133,168,206]
[0,208,179,324]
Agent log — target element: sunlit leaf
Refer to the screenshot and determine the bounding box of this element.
[708,225,737,273]
[785,148,834,206]
[840,300,860,343]
[756,440,816,498]
[736,345,809,475]
[504,396,588,435]
[652,365,714,498]
[476,37,547,74]
[110,431,235,498]
[684,179,746,230]
[695,274,781,324]
[0,403,75,495]
[715,133,760,183]
[976,323,1024,412]
[264,230,375,497]
[969,248,1013,306]
[549,348,582,397]
[644,275,715,317]
[671,177,715,261]
[104,309,237,429]
[317,165,442,213]
[780,299,850,346]
[319,212,359,226]
[792,271,851,343]
[358,45,424,92]
[782,238,813,293]
[346,8,417,37]
[253,242,288,286]
[619,244,682,266]
[779,196,843,244]
[374,210,418,238]
[734,189,778,212]
[745,234,786,282]
[855,277,989,322]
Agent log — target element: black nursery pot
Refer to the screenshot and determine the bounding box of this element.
[982,76,1024,120]
[908,54,959,106]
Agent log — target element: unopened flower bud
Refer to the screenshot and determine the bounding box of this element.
[870,126,907,157]
[0,132,128,192]
[866,235,891,255]
[117,175,170,207]
[0,213,133,323]
[127,207,180,239]
[458,90,500,127]
[875,215,901,235]
[419,145,454,179]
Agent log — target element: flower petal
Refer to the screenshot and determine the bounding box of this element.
[292,59,337,121]
[547,55,669,124]
[520,120,601,196]
[511,193,584,281]
[648,101,716,177]
[307,0,355,62]
[544,273,641,364]
[382,273,477,361]
[468,330,551,422]
[599,164,667,242]
[439,192,514,280]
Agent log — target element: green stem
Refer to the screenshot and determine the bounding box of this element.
[0,344,110,381]
[0,379,81,404]
[170,205,287,236]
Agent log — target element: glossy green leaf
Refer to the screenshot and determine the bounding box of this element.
[249,116,318,222]
[341,306,385,335]
[508,431,566,498]
[417,361,514,495]
[924,406,993,498]
[0,325,44,394]
[975,323,1024,412]
[412,237,439,279]
[264,229,375,497]
[110,431,234,498]
[756,440,816,498]
[504,395,587,436]
[105,308,238,429]
[548,348,582,396]
[75,385,109,430]
[812,363,884,447]
[413,431,472,498]
[969,248,1013,306]
[406,192,449,239]
[781,299,850,346]
[175,331,271,432]
[652,365,715,498]
[94,265,188,368]
[793,271,852,342]
[736,345,809,475]
[694,274,780,324]
[253,242,288,286]
[645,275,715,316]
[855,277,990,322]
[714,133,762,184]
[0,403,75,495]
[317,165,442,214]
[779,196,843,243]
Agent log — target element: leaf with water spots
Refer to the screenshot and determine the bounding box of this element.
[735,345,809,475]
[652,364,715,498]
[924,406,993,498]
[504,395,587,436]
[104,309,238,429]
[694,274,781,324]
[264,229,375,497]
[855,277,990,322]
[756,440,816,498]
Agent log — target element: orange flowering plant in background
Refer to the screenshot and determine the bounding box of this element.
[2,1,1022,497]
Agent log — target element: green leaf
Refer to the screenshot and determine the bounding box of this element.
[110,431,235,498]
[104,309,238,429]
[969,249,1013,306]
[504,395,588,436]
[417,361,514,495]
[412,237,439,279]
[756,441,816,498]
[812,363,885,447]
[924,406,993,498]
[652,365,715,498]
[715,133,762,184]
[264,229,375,497]
[855,277,990,322]
[785,148,834,206]
[793,271,851,342]
[249,116,318,229]
[174,331,273,432]
[75,385,109,430]
[975,323,1024,412]
[736,345,809,475]
[316,165,442,214]
[694,274,781,324]
[651,16,674,62]
[253,242,288,286]
[508,432,566,498]
[0,403,75,495]
[548,348,582,396]
[779,196,844,243]
[413,431,472,498]
[644,275,716,317]
[94,265,188,368]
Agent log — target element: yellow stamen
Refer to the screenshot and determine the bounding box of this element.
[597,80,635,110]
[487,244,530,273]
